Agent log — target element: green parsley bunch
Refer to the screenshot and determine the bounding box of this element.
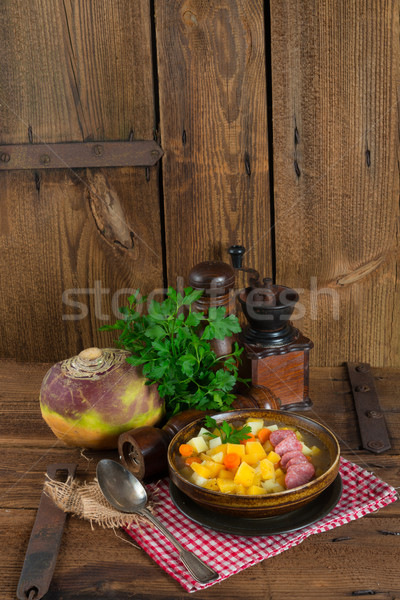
[100,287,244,417]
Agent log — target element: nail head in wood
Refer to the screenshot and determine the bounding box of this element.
[92,144,104,156]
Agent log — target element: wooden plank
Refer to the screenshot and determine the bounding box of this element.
[0,0,163,361]
[1,363,399,599]
[0,361,398,505]
[155,0,272,286]
[3,510,400,600]
[270,0,400,367]
[2,361,400,451]
[0,446,116,509]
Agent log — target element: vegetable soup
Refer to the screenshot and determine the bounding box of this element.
[176,416,331,496]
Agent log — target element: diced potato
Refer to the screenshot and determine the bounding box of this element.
[245,418,265,435]
[203,478,219,491]
[199,452,209,462]
[247,484,267,496]
[295,430,304,441]
[191,472,209,487]
[198,427,213,438]
[234,484,247,495]
[311,445,321,456]
[191,462,212,479]
[267,424,279,431]
[276,474,286,487]
[301,442,313,456]
[187,436,209,453]
[202,460,224,478]
[217,477,236,493]
[219,468,235,480]
[246,441,267,462]
[241,454,259,466]
[261,479,285,494]
[226,443,245,457]
[267,451,281,464]
[263,440,274,453]
[210,451,225,464]
[274,468,284,478]
[234,462,255,487]
[259,458,276,480]
[207,444,227,457]
[209,436,222,449]
[253,472,262,486]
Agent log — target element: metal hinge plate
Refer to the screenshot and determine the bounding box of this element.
[17,463,78,600]
[346,362,391,454]
[0,141,163,170]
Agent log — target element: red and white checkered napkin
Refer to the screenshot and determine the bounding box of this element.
[124,458,398,593]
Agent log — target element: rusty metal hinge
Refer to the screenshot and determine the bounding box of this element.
[0,141,163,170]
[346,362,391,454]
[17,464,78,600]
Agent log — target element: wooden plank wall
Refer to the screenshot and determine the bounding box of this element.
[270,0,400,366]
[0,0,399,367]
[0,0,163,361]
[155,0,272,286]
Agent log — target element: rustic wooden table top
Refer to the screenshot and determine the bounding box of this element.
[1,361,399,600]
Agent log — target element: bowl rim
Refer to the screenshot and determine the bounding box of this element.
[167,408,341,500]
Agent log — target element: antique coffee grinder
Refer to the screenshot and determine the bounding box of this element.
[228,245,313,410]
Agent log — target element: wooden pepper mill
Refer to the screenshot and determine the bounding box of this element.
[118,260,279,481]
[188,260,235,357]
[229,245,313,410]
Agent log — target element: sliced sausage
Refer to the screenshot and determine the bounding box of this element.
[286,455,310,469]
[280,450,306,468]
[274,436,302,457]
[269,429,296,447]
[285,462,315,489]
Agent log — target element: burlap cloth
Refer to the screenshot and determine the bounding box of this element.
[44,475,156,530]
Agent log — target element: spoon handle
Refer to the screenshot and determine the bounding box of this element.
[140,508,219,584]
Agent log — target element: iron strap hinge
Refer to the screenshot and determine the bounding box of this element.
[16,463,78,600]
[346,362,391,454]
[0,141,163,170]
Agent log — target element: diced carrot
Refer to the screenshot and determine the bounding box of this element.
[179,444,194,457]
[257,428,271,444]
[185,456,202,465]
[240,433,256,444]
[223,453,241,470]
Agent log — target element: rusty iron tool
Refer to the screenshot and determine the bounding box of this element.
[16,463,78,600]
[346,362,391,454]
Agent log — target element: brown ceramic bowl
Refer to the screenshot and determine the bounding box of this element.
[168,409,340,518]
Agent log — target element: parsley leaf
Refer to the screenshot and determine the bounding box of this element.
[99,287,247,417]
[202,417,253,444]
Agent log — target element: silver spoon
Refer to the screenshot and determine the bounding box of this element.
[96,459,219,584]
